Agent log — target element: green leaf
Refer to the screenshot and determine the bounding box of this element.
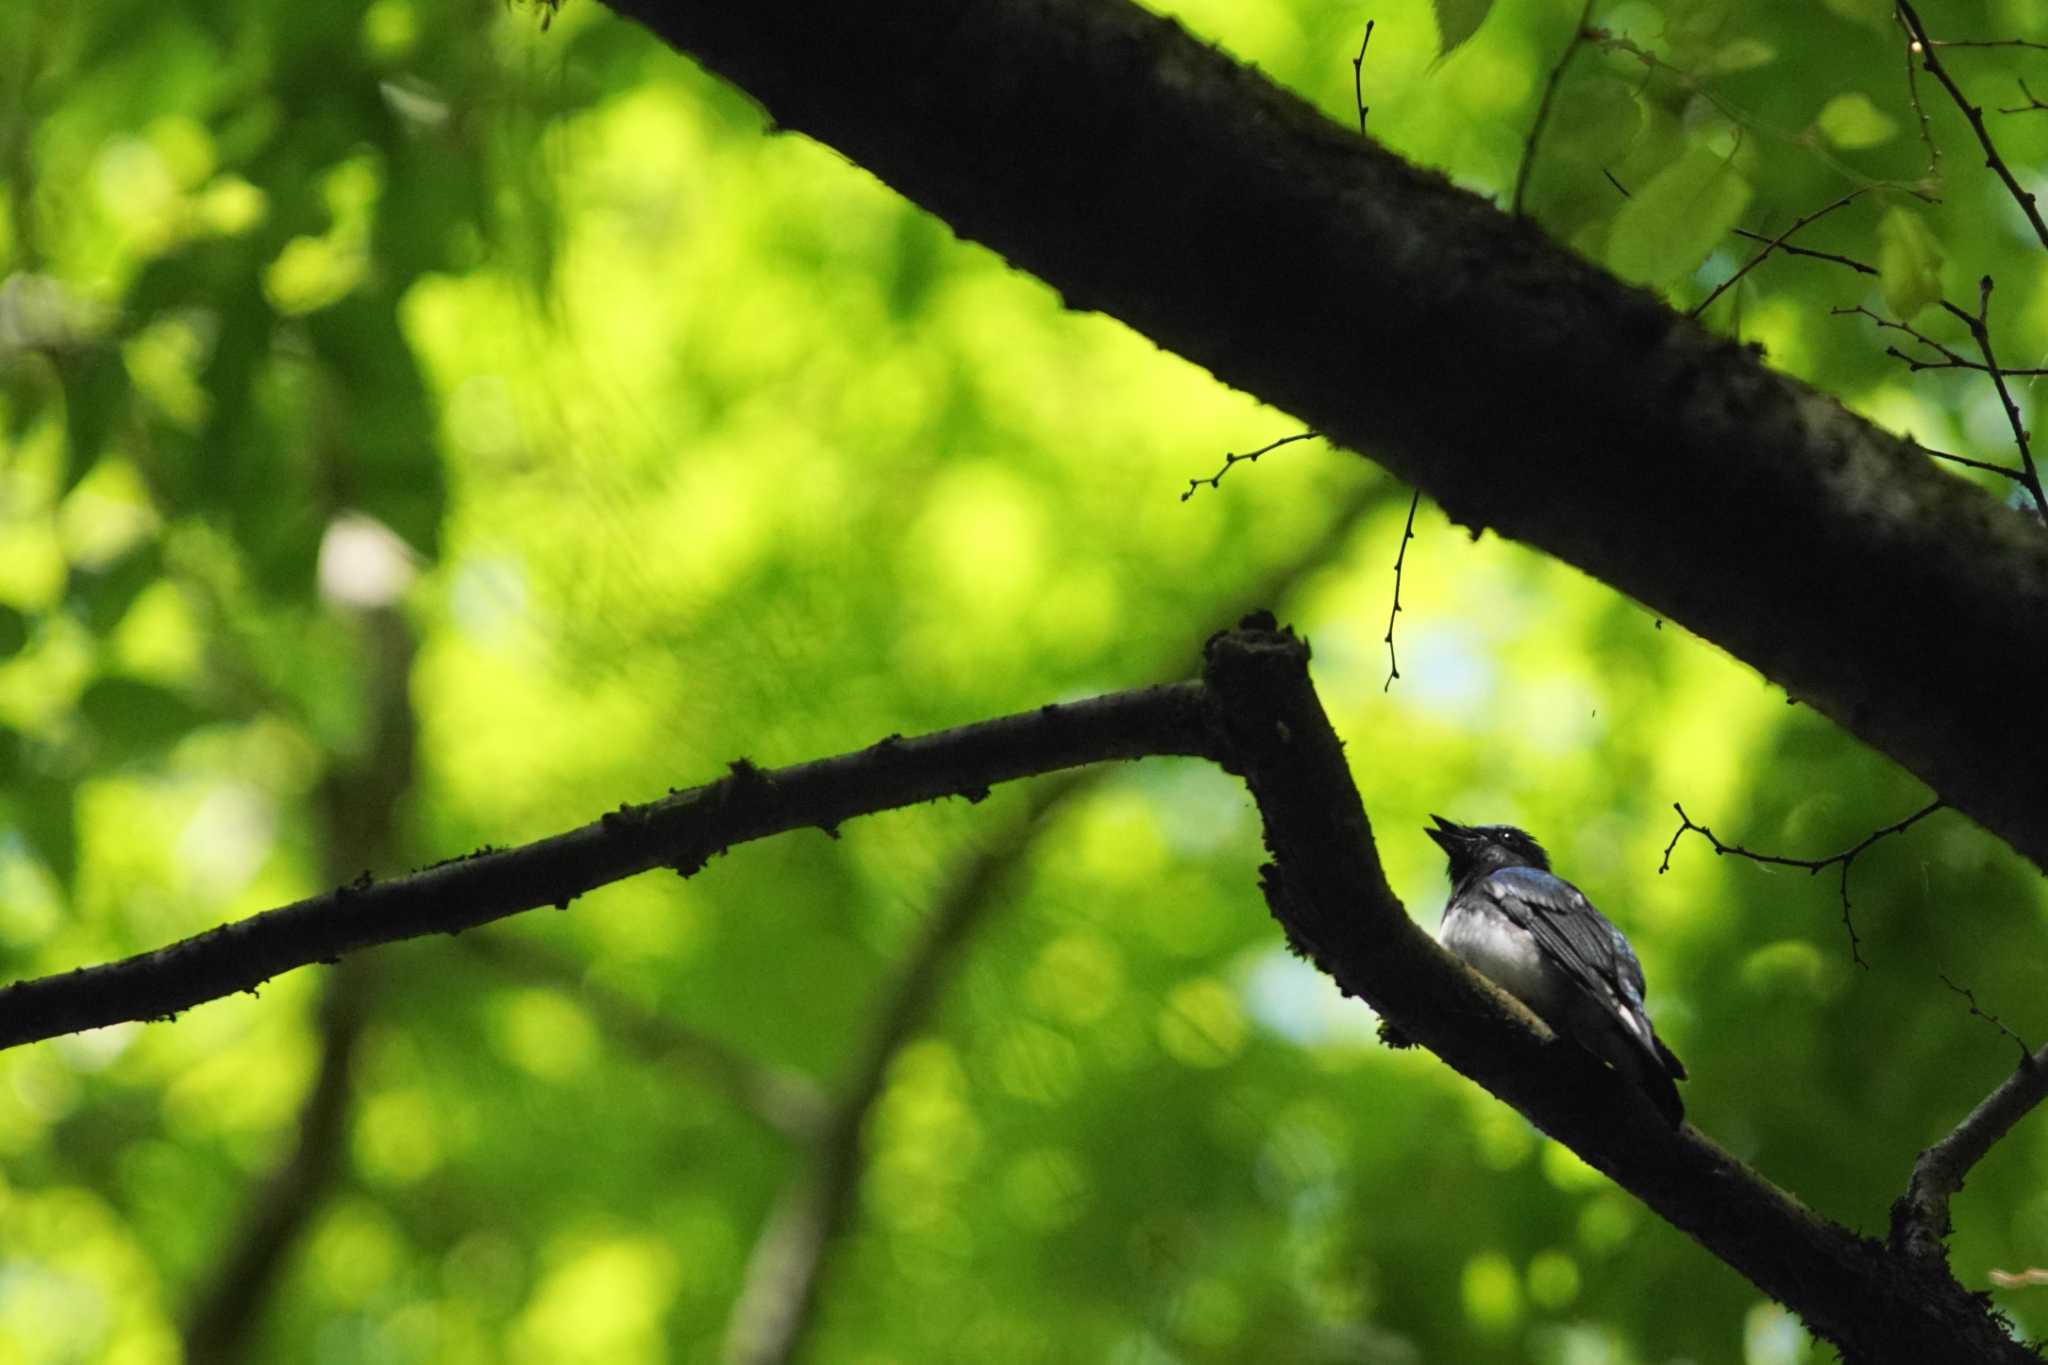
[1433,0,1495,59]
[79,675,209,756]
[1548,79,1643,166]
[69,542,163,637]
[1606,143,1752,289]
[1877,207,1944,319]
[0,604,29,659]
[302,290,446,563]
[10,773,77,891]
[56,345,130,495]
[1817,93,1897,150]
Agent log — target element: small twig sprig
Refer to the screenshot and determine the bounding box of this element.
[1181,431,1321,501]
[1382,486,1419,691]
[1895,1,2048,250]
[1659,799,1946,967]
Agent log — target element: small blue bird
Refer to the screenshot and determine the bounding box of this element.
[1426,816,1687,1126]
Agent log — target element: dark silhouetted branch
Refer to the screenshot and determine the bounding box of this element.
[1692,190,1865,319]
[1895,0,2048,250]
[1659,799,1946,966]
[1892,1037,2048,1262]
[0,685,1220,1051]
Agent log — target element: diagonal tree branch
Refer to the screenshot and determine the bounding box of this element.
[459,930,831,1140]
[1,613,2037,1361]
[722,482,1388,1365]
[1892,1039,2048,1263]
[0,684,1219,1051]
[1197,620,2032,1365]
[597,0,2048,875]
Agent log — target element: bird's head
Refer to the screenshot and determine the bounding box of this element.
[1426,815,1552,882]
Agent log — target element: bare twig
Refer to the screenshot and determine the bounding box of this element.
[1352,19,1374,134]
[1999,77,2048,116]
[721,769,1096,1365]
[1182,430,1321,500]
[461,931,830,1139]
[1940,278,2047,515]
[1928,37,2048,53]
[721,488,1384,1365]
[1937,972,2032,1065]
[0,686,1224,1052]
[1989,1268,2048,1287]
[183,965,369,1363]
[1911,441,2035,482]
[1831,303,2048,377]
[1659,799,1946,967]
[1895,1,2048,250]
[1736,231,1877,276]
[1692,190,1866,319]
[1514,0,1597,217]
[1891,1035,2048,1262]
[1595,29,1933,199]
[1383,485,1419,690]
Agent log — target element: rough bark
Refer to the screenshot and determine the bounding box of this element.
[600,0,2048,871]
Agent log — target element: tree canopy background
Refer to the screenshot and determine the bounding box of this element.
[1,0,2046,1361]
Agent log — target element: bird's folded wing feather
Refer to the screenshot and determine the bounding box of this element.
[1479,866,1649,1008]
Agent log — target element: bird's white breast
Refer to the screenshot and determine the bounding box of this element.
[1441,903,1560,1013]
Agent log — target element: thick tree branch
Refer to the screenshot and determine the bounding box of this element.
[722,484,1387,1365]
[0,685,1218,1050]
[2,612,2034,1360]
[600,0,2048,873]
[1197,621,2031,1365]
[722,770,1093,1365]
[1893,1039,2048,1262]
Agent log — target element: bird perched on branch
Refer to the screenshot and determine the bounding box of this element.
[1426,815,1687,1126]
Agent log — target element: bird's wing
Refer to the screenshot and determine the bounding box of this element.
[1479,867,1688,1110]
[1479,866,1649,1008]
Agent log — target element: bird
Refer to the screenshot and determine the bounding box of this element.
[1425,815,1687,1126]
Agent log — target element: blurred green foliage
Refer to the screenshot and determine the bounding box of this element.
[1,0,2046,1362]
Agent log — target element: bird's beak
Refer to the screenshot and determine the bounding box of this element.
[1425,814,1467,853]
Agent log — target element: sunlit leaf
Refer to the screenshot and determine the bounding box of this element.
[1606,143,1752,289]
[1817,92,1897,149]
[69,543,163,637]
[0,604,29,659]
[1433,0,1495,59]
[79,675,209,756]
[1549,79,1643,166]
[1877,206,1944,320]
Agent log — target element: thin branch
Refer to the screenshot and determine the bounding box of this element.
[1899,6,1942,181]
[1895,0,2048,250]
[1928,37,2048,53]
[1940,278,2047,515]
[1937,971,2032,1065]
[1912,441,2035,482]
[1891,1035,2048,1262]
[722,770,1092,1365]
[1352,18,1374,135]
[1514,0,1596,217]
[1593,28,1933,199]
[1832,304,1982,372]
[182,964,368,1363]
[1182,430,1321,500]
[1691,190,1866,319]
[1658,799,1946,967]
[0,685,1221,1051]
[722,484,1386,1365]
[1382,485,1419,690]
[1998,76,2048,116]
[1737,230,1878,276]
[460,931,830,1139]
